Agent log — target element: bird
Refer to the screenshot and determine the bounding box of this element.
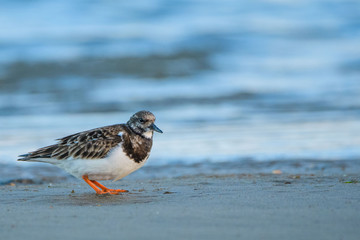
[18,110,163,195]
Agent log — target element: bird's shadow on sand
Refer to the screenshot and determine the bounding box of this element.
[41,191,160,206]
[66,192,158,206]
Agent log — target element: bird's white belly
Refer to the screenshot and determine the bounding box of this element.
[56,144,147,181]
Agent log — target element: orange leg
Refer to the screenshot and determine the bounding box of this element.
[82,175,128,195]
[91,180,128,193]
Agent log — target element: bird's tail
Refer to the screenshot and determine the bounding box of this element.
[18,144,58,162]
[17,153,31,161]
[17,154,50,163]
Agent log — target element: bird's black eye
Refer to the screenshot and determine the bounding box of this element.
[139,118,145,123]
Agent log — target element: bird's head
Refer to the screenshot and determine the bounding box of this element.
[127,110,163,138]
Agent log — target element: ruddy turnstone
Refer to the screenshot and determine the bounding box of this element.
[18,110,162,195]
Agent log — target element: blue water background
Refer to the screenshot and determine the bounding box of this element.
[0,0,360,179]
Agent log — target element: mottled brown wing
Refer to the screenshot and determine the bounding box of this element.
[20,124,125,160]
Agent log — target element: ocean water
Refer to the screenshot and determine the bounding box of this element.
[0,0,360,181]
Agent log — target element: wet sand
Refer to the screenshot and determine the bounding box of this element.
[1,173,359,240]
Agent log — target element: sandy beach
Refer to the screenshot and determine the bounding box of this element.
[1,173,359,240]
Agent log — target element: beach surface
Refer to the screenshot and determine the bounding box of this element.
[1,172,359,240]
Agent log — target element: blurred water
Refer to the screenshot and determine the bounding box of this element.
[0,0,360,179]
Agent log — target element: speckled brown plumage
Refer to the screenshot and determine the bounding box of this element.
[19,124,124,160]
[121,127,153,163]
[18,111,162,163]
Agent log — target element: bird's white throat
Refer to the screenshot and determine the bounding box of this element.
[143,131,153,139]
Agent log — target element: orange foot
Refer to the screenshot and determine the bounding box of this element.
[82,175,128,195]
[96,189,129,195]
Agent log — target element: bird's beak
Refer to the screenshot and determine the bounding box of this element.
[150,123,163,133]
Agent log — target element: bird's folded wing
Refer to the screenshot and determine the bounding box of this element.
[21,124,125,160]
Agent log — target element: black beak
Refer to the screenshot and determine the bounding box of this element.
[150,123,163,133]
